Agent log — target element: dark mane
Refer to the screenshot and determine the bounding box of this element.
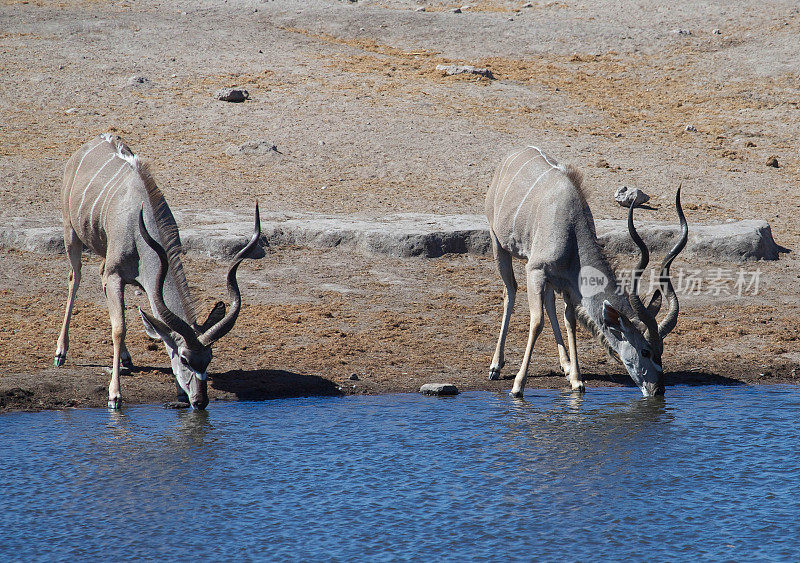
[139,161,198,324]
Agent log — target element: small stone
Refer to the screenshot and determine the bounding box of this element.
[216,88,250,103]
[765,156,779,168]
[614,185,651,208]
[673,28,692,35]
[64,107,78,115]
[420,383,459,396]
[712,29,721,34]
[522,2,534,6]
[164,401,191,409]
[435,64,494,79]
[128,75,150,86]
[451,7,462,13]
[595,158,611,168]
[685,124,697,132]
[415,6,426,11]
[225,139,279,156]
[348,373,360,381]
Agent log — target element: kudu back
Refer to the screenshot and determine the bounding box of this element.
[55,134,260,408]
[485,145,688,397]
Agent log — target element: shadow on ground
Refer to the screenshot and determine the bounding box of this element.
[210,369,342,400]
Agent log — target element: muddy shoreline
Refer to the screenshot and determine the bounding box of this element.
[1,0,798,412]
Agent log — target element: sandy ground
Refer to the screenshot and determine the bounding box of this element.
[1,0,798,410]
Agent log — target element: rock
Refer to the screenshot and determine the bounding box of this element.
[713,29,722,34]
[0,213,784,262]
[685,124,697,132]
[128,75,150,87]
[436,64,494,79]
[673,28,692,35]
[420,383,459,396]
[522,2,534,7]
[595,158,610,168]
[216,88,249,103]
[348,373,360,381]
[164,401,191,409]
[451,7,462,13]
[596,218,784,262]
[614,185,651,208]
[766,156,779,168]
[415,6,426,11]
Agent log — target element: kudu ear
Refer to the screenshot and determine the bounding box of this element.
[139,307,174,344]
[602,301,630,339]
[198,301,226,333]
[646,290,663,318]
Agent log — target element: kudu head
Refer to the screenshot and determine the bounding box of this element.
[137,204,261,409]
[602,188,688,397]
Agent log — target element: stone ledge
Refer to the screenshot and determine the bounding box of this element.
[0,211,785,262]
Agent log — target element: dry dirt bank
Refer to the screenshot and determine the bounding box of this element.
[1,0,798,410]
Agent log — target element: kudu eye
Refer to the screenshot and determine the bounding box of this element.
[642,349,651,359]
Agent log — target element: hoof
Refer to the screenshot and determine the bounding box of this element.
[488,368,502,381]
[571,384,586,393]
[108,397,122,409]
[509,390,524,398]
[54,354,66,367]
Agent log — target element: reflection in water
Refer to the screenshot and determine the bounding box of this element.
[1,387,799,560]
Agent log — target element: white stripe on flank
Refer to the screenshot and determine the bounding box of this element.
[496,153,546,218]
[527,145,559,169]
[100,166,134,232]
[77,154,117,217]
[510,167,554,233]
[68,136,106,201]
[89,161,126,227]
[492,148,530,209]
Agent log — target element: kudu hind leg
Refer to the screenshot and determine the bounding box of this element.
[55,231,83,367]
[563,303,584,392]
[103,274,127,409]
[510,270,546,398]
[489,243,517,380]
[544,288,571,376]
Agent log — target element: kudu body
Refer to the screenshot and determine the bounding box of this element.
[55,134,260,408]
[485,145,687,397]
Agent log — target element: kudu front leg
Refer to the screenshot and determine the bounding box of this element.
[103,274,127,409]
[563,303,584,392]
[489,244,516,380]
[510,271,545,398]
[55,232,82,367]
[544,288,571,376]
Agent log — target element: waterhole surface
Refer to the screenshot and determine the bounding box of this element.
[1,385,799,560]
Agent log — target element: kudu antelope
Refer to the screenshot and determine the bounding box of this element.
[55,134,261,409]
[485,145,688,397]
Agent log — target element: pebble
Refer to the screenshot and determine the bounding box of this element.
[164,401,191,409]
[685,124,697,132]
[348,373,360,381]
[673,28,692,35]
[216,88,250,103]
[765,156,779,168]
[128,75,150,87]
[225,140,279,157]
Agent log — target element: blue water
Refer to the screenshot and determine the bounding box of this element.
[1,386,799,561]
